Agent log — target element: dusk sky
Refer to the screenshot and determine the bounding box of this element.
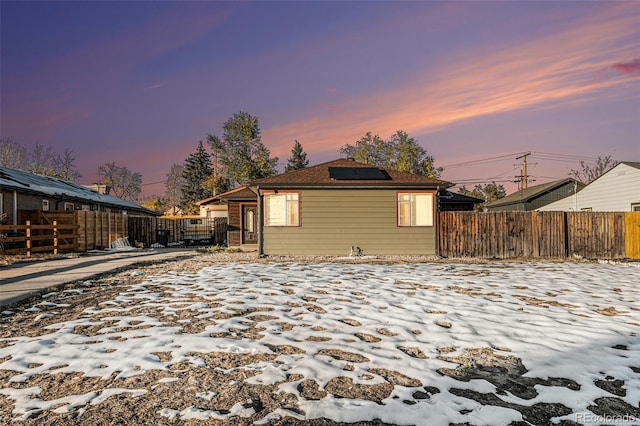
[1,1,639,198]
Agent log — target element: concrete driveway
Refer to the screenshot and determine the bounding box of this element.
[0,248,197,307]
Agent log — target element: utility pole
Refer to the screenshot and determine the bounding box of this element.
[212,148,218,196]
[515,152,531,189]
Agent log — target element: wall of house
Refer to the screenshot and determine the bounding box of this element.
[528,183,580,211]
[262,189,437,256]
[226,200,258,246]
[200,204,228,219]
[0,190,12,223]
[539,165,640,212]
[1,192,59,224]
[227,200,242,246]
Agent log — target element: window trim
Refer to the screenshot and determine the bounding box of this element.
[263,190,301,227]
[397,190,435,227]
[631,203,640,212]
[42,199,50,211]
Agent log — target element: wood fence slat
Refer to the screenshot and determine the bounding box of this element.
[625,212,640,259]
[437,211,631,260]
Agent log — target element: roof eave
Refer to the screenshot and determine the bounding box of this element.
[256,182,450,190]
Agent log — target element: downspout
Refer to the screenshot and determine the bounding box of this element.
[257,185,264,257]
[13,190,18,225]
[435,185,440,257]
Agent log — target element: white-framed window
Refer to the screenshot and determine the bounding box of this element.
[581,207,593,212]
[632,203,640,212]
[264,192,299,226]
[42,199,50,211]
[64,202,75,211]
[398,192,434,227]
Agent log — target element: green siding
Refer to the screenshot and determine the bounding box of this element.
[263,189,436,255]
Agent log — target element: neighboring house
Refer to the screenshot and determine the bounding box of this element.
[538,162,640,212]
[196,196,228,219]
[0,166,158,224]
[209,186,258,247]
[438,190,484,211]
[485,178,584,212]
[250,158,451,256]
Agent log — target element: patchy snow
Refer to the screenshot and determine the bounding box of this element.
[1,261,638,425]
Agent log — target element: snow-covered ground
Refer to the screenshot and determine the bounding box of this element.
[1,261,639,425]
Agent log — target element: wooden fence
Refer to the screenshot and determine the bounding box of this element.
[0,220,78,255]
[1,211,129,255]
[1,212,228,255]
[3,210,638,259]
[439,211,640,259]
[76,211,128,251]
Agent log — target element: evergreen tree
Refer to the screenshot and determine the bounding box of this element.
[179,141,213,215]
[285,140,309,172]
[459,182,506,211]
[206,111,278,186]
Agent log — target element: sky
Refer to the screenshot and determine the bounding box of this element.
[1,1,639,198]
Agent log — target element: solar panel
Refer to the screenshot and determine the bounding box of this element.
[328,167,388,180]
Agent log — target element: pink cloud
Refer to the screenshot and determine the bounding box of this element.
[263,2,639,157]
[612,58,640,75]
[144,83,165,91]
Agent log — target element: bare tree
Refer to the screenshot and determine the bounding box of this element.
[0,138,28,170]
[97,162,142,201]
[570,155,619,184]
[165,164,185,215]
[53,148,82,182]
[29,142,56,175]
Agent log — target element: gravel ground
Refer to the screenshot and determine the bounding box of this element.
[1,252,638,425]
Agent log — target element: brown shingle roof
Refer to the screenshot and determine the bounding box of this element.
[196,185,257,205]
[486,178,583,208]
[215,185,257,201]
[251,158,451,189]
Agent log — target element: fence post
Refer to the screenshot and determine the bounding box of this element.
[53,220,58,255]
[26,220,32,257]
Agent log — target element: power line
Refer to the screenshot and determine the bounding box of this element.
[441,152,527,169]
[451,178,517,184]
[529,151,601,164]
[141,180,166,187]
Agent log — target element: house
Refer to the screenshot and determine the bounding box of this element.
[438,190,484,211]
[0,166,158,225]
[485,178,584,212]
[249,158,451,256]
[208,186,258,247]
[195,195,228,219]
[538,162,640,212]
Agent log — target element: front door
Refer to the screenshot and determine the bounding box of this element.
[242,205,258,245]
